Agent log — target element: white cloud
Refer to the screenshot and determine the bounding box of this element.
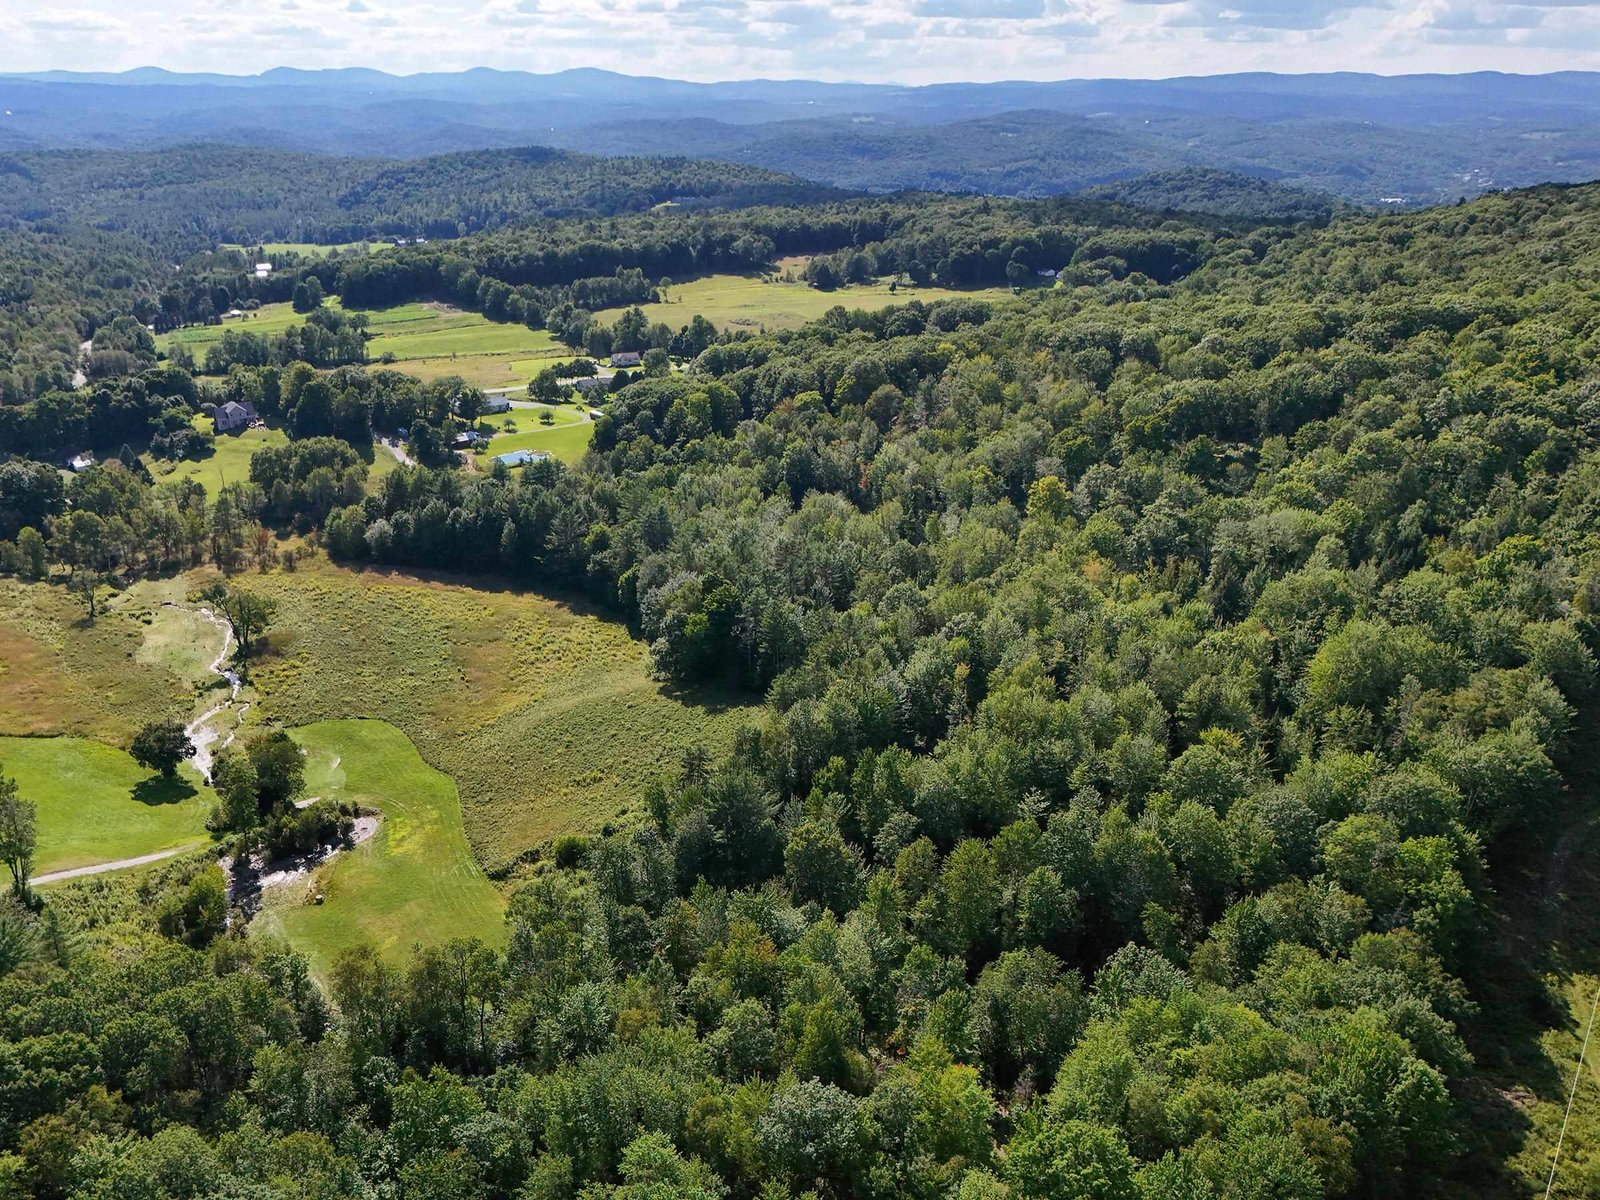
[0,0,1593,79]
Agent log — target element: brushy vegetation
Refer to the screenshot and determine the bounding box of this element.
[0,575,212,739]
[248,562,752,872]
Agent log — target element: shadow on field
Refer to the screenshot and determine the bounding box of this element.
[338,562,758,714]
[133,774,197,806]
[1448,711,1600,1197]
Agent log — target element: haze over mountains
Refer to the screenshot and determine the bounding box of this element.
[3,67,1599,205]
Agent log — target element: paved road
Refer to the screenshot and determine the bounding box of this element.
[34,846,189,886]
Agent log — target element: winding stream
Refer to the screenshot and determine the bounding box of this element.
[172,603,250,781]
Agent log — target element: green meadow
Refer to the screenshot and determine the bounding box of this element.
[0,735,213,877]
[250,719,504,974]
[145,418,290,494]
[157,302,323,358]
[159,299,568,391]
[222,241,396,260]
[156,272,1009,395]
[251,561,753,873]
[142,414,398,496]
[595,272,1016,333]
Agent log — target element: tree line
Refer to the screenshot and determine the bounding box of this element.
[1,181,1598,1198]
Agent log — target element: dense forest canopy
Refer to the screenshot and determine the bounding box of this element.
[2,173,1600,1199]
[0,144,843,250]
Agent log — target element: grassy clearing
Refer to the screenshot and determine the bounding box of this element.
[142,413,397,497]
[157,301,321,358]
[480,406,587,432]
[222,241,395,260]
[595,273,1016,333]
[160,300,569,391]
[250,561,753,873]
[250,719,504,975]
[145,419,291,495]
[0,735,214,876]
[0,575,215,739]
[474,408,596,465]
[159,275,1012,390]
[365,303,566,389]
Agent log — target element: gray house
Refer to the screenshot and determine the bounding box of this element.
[212,400,258,432]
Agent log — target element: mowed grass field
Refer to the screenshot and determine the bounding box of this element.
[473,406,595,466]
[595,273,1015,333]
[158,272,1010,392]
[0,736,214,877]
[145,419,289,494]
[158,303,318,358]
[363,302,566,388]
[142,414,399,496]
[250,719,504,974]
[159,300,568,391]
[222,241,396,260]
[250,561,753,872]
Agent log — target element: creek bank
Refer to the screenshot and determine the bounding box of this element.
[168,602,250,782]
[222,814,380,920]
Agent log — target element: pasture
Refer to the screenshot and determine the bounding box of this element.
[160,299,569,391]
[222,241,396,260]
[0,735,214,877]
[250,561,753,873]
[157,302,319,358]
[595,272,1015,333]
[250,719,504,974]
[362,302,566,387]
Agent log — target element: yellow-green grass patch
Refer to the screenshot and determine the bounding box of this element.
[0,576,216,739]
[145,418,290,495]
[479,405,586,431]
[250,719,504,974]
[156,301,329,358]
[595,273,1016,333]
[478,421,595,465]
[222,241,396,259]
[0,735,214,877]
[249,562,754,872]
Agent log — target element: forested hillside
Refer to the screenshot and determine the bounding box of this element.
[2,178,1600,1198]
[1078,168,1343,222]
[0,227,168,402]
[0,144,841,249]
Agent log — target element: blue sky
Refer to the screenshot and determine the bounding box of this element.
[4,0,1598,81]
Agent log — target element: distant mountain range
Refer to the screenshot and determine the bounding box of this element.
[2,68,1598,205]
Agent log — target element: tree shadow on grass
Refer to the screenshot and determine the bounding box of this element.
[1446,715,1600,1197]
[133,774,197,806]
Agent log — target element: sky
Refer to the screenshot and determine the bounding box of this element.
[4,0,1599,82]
